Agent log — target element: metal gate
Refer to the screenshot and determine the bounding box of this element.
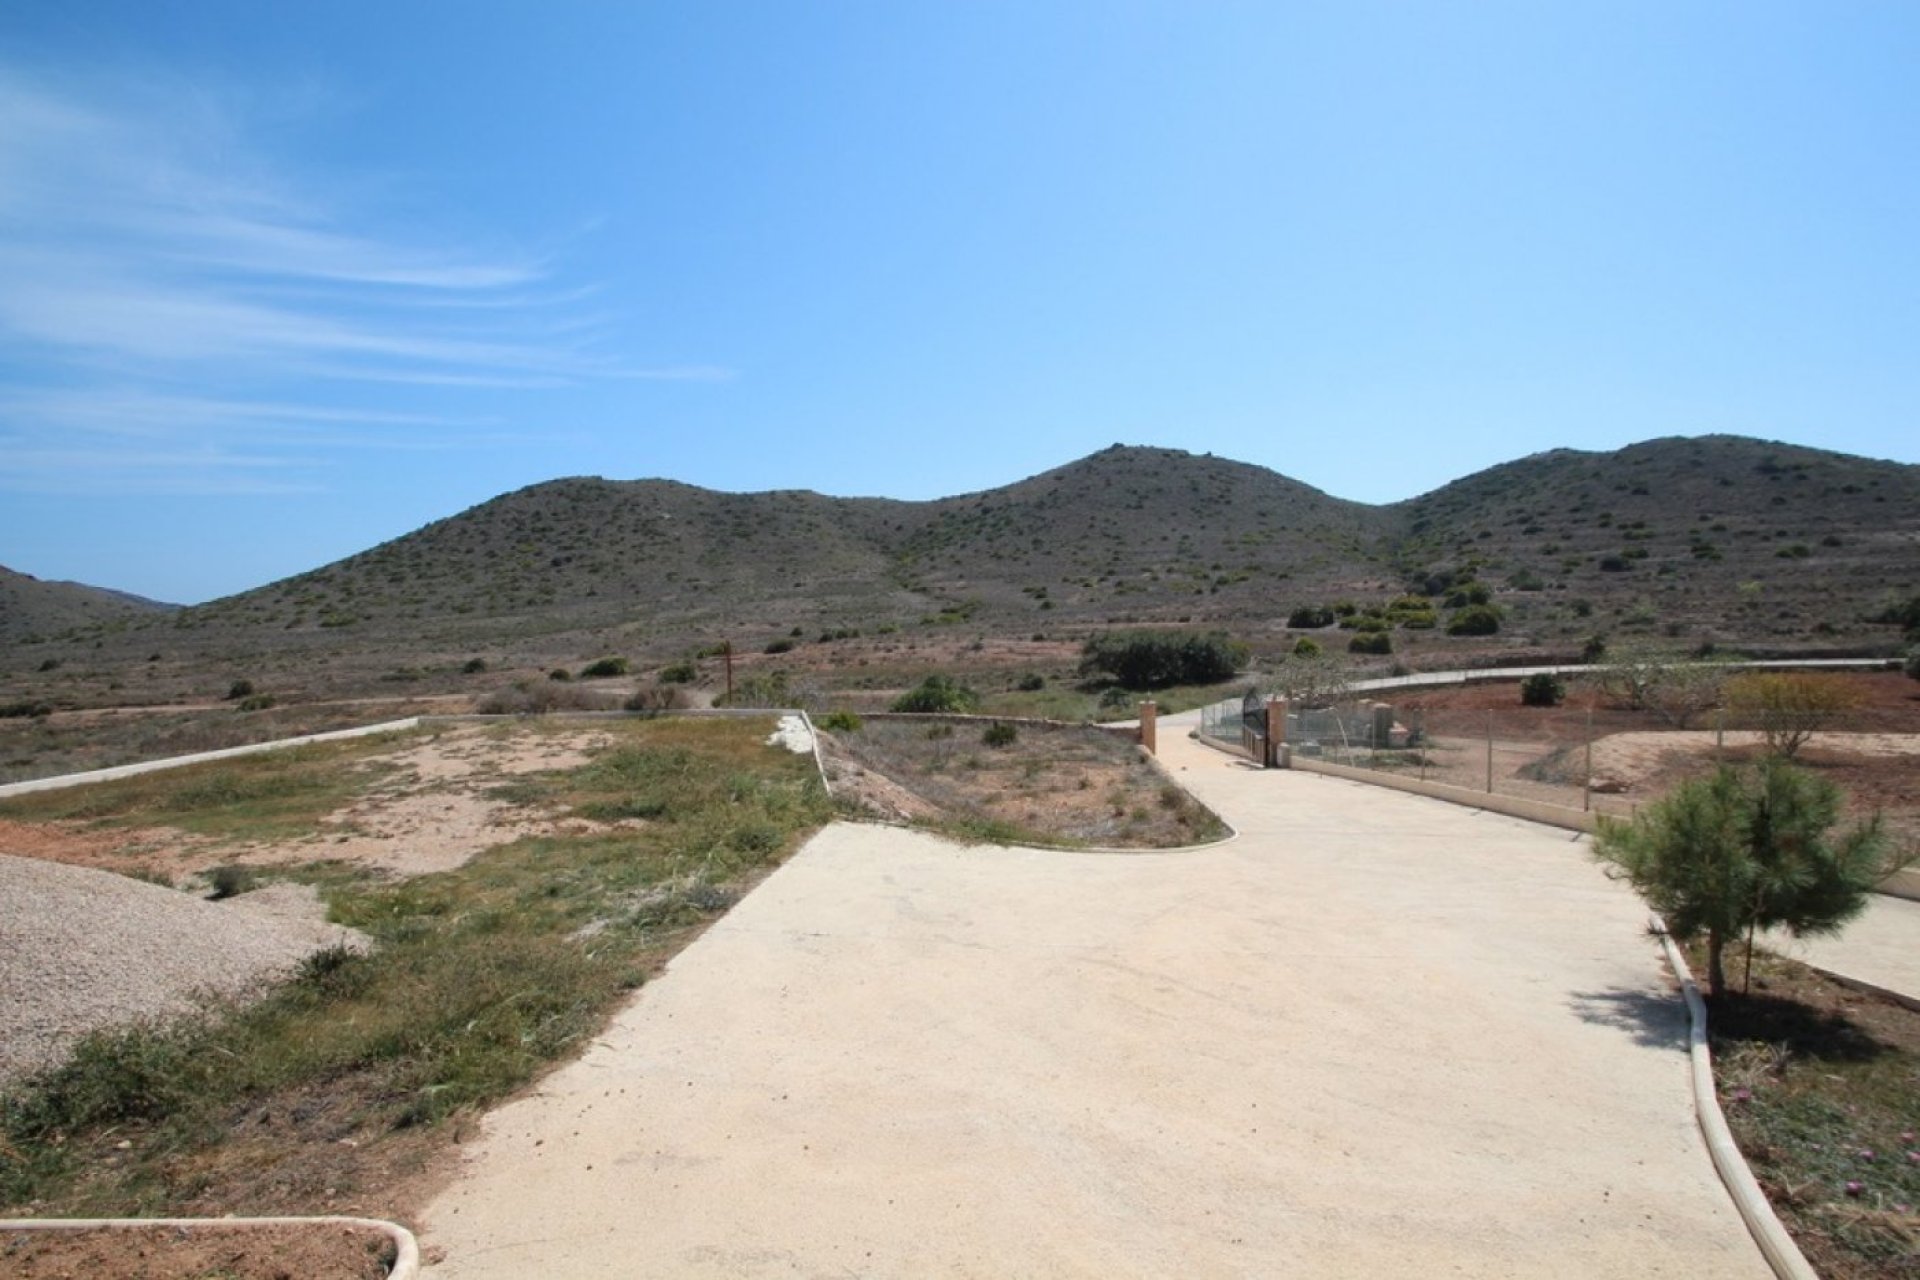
[1240,688,1267,762]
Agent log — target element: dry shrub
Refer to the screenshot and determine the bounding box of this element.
[1724,673,1863,758]
[474,681,621,715]
[624,685,696,712]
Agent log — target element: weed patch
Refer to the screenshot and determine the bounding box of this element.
[1700,942,1920,1279]
[0,736,410,843]
[0,717,828,1217]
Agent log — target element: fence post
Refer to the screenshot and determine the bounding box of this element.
[1486,710,1494,794]
[1139,700,1158,756]
[1265,697,1288,768]
[1584,706,1594,812]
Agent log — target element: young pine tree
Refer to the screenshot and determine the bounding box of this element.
[1593,759,1895,998]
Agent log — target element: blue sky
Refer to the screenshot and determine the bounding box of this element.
[2,2,1916,604]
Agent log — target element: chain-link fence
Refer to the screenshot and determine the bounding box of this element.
[1200,676,1919,842]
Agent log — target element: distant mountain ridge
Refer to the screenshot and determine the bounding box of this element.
[0,565,176,645]
[14,435,1920,676]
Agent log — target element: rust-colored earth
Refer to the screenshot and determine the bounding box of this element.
[0,1221,396,1280]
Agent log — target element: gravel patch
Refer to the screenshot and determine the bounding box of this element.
[0,854,365,1085]
[766,714,814,755]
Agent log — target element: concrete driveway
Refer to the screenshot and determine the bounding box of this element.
[419,715,1768,1277]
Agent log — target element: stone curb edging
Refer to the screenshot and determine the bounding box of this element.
[0,1215,420,1278]
[0,719,423,799]
[1649,920,1819,1280]
[796,709,831,800]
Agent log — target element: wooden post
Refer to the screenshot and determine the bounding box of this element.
[723,640,734,706]
[1139,701,1158,755]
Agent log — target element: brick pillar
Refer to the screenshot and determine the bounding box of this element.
[1139,700,1158,755]
[1371,702,1394,748]
[1265,697,1288,768]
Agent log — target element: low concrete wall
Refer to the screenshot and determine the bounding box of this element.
[1879,868,1920,903]
[0,718,423,800]
[1290,755,1598,834]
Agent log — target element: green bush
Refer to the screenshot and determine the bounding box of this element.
[891,675,981,714]
[235,693,277,712]
[1446,605,1502,636]
[1016,673,1045,692]
[1876,595,1920,638]
[205,865,258,900]
[1442,581,1492,608]
[548,668,573,682]
[1078,630,1247,689]
[763,639,796,655]
[1387,595,1438,629]
[580,656,630,679]
[982,722,1018,748]
[1347,632,1392,655]
[1521,673,1566,707]
[1292,637,1321,658]
[225,678,255,701]
[0,701,53,719]
[658,660,697,684]
[1287,605,1336,629]
[818,710,863,732]
[461,658,489,674]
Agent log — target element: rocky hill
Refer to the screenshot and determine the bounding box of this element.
[0,565,174,645]
[1394,435,1920,642]
[5,436,1915,704]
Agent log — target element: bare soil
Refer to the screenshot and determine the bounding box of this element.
[0,699,465,787]
[821,717,1225,846]
[0,724,619,881]
[0,1221,396,1279]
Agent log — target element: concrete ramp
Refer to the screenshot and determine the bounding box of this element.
[420,732,1768,1277]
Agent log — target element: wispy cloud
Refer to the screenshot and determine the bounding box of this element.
[0,65,728,495]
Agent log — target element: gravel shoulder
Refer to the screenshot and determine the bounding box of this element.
[0,854,364,1084]
[418,716,1770,1277]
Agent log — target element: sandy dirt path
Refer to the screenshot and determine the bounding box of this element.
[418,713,1768,1278]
